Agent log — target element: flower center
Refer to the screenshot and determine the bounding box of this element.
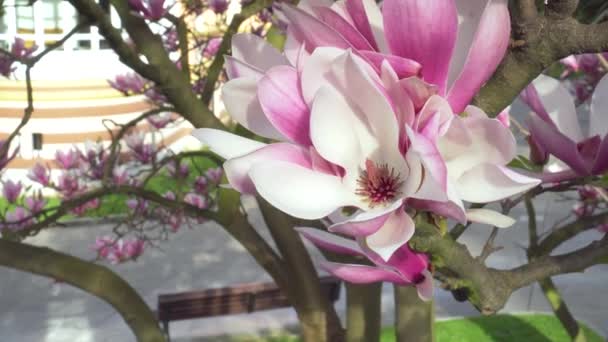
[356,159,403,208]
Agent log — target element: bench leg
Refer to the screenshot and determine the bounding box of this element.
[161,320,171,342]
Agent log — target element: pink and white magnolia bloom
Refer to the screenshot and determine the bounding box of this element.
[279,0,511,114]
[522,74,608,182]
[298,227,433,300]
[194,39,538,262]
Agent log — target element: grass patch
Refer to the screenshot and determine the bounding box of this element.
[1,155,220,220]
[202,314,603,342]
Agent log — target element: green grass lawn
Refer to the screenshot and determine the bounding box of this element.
[1,154,220,220]
[212,314,603,342]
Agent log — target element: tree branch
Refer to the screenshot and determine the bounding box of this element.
[0,239,165,342]
[534,211,608,256]
[508,236,608,289]
[474,11,608,115]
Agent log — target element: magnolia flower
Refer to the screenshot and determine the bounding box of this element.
[126,198,149,215]
[3,207,32,231]
[109,72,149,95]
[279,0,510,114]
[203,38,222,58]
[92,236,146,264]
[25,195,46,214]
[184,193,209,209]
[55,149,80,169]
[167,160,190,178]
[2,180,22,203]
[0,38,37,77]
[28,163,51,186]
[194,176,208,194]
[521,74,608,182]
[205,167,223,184]
[195,45,538,261]
[56,173,82,196]
[298,227,432,300]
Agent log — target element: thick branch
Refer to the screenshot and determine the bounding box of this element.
[535,211,608,256]
[475,16,608,115]
[508,236,608,289]
[0,239,165,342]
[546,0,579,19]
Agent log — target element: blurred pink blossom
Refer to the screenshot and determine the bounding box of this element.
[28,163,51,186]
[2,180,22,203]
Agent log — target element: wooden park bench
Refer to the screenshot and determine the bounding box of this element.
[157,276,342,339]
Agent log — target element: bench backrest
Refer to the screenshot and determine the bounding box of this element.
[157,276,341,322]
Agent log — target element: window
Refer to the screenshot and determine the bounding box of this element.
[0,0,117,51]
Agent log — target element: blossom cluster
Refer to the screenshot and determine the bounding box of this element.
[193,0,542,299]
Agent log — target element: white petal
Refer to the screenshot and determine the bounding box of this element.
[231,33,289,71]
[249,161,359,219]
[221,78,284,140]
[466,208,515,228]
[416,269,434,301]
[531,74,583,142]
[301,47,345,105]
[439,113,516,180]
[192,128,265,160]
[365,208,415,261]
[590,74,608,138]
[310,85,365,177]
[456,164,540,203]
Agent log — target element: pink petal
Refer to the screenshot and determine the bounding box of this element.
[224,143,313,194]
[297,227,364,256]
[528,115,590,175]
[320,261,407,284]
[359,51,421,79]
[345,0,380,50]
[328,202,401,236]
[257,65,312,145]
[281,5,352,52]
[406,125,448,193]
[383,0,458,93]
[381,244,429,283]
[399,77,439,112]
[521,82,552,124]
[407,197,467,224]
[446,0,510,113]
[312,6,375,50]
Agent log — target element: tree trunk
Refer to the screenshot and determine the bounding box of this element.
[345,282,382,342]
[394,285,434,342]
